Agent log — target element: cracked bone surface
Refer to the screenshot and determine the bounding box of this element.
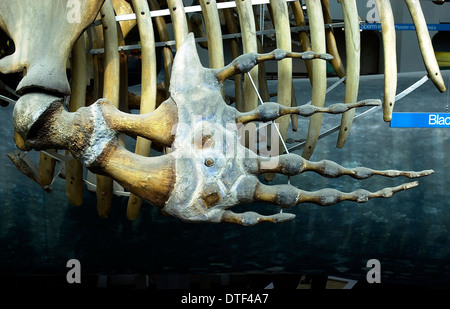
[0,0,105,95]
[12,33,434,225]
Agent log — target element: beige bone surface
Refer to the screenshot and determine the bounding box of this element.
[1,1,444,225]
[0,0,105,94]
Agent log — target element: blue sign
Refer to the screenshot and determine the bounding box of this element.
[361,23,450,32]
[390,112,450,128]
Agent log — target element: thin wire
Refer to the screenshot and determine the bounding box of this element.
[0,94,17,105]
[287,74,430,152]
[247,72,290,155]
[247,72,291,193]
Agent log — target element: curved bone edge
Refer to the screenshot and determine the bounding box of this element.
[13,94,117,168]
[302,0,327,160]
[112,0,137,39]
[220,210,296,226]
[256,153,434,179]
[13,93,64,143]
[200,0,225,70]
[149,0,174,91]
[127,0,158,220]
[290,1,314,82]
[168,0,190,49]
[255,181,420,208]
[322,0,346,78]
[7,151,52,193]
[375,0,398,122]
[100,98,177,147]
[66,33,88,206]
[97,0,122,218]
[89,140,176,209]
[235,0,259,112]
[169,33,223,95]
[235,99,380,123]
[405,0,446,92]
[215,50,332,83]
[222,6,245,110]
[336,0,361,149]
[0,0,105,95]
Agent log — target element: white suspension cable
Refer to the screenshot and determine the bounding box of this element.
[287,74,430,152]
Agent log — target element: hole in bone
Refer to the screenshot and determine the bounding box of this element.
[204,158,215,167]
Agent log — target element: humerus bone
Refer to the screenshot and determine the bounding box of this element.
[0,0,105,95]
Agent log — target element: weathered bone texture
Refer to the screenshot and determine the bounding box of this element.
[11,33,433,226]
[0,0,105,95]
[2,1,443,225]
[336,0,360,148]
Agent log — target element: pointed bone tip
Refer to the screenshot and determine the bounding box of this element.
[179,32,196,49]
[422,169,435,176]
[277,212,296,222]
[366,99,382,106]
[405,181,420,189]
[322,53,334,61]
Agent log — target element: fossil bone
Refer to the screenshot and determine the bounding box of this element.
[66,33,88,207]
[375,0,398,122]
[168,0,189,49]
[302,0,327,160]
[10,33,434,226]
[235,0,259,112]
[322,0,346,79]
[336,0,360,148]
[200,0,225,71]
[95,0,121,218]
[0,0,105,95]
[126,0,158,220]
[1,1,441,226]
[404,0,446,93]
